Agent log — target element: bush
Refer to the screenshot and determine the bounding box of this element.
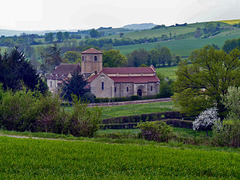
[137,121,173,142]
[64,95,102,137]
[0,88,102,137]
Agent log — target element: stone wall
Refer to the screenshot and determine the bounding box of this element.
[90,73,114,98]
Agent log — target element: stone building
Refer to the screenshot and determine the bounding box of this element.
[46,48,160,97]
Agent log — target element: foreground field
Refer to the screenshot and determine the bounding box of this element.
[0,135,240,179]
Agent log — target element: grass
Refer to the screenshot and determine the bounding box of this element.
[99,101,175,119]
[1,134,240,179]
[156,66,178,79]
[115,30,240,56]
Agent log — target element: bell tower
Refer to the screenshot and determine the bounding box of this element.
[81,48,103,75]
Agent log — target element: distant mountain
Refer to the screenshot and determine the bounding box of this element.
[122,23,157,30]
[0,29,72,37]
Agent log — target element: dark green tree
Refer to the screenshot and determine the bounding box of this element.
[159,46,172,67]
[61,71,92,101]
[41,44,62,73]
[127,49,149,67]
[63,32,69,40]
[56,31,63,42]
[0,47,48,94]
[90,29,100,38]
[45,33,54,44]
[172,46,240,119]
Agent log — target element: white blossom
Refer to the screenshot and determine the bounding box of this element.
[193,108,219,131]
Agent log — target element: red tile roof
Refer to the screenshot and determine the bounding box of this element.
[81,48,103,54]
[102,67,154,74]
[110,75,160,83]
[47,63,81,80]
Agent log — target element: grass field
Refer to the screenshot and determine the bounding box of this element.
[99,101,175,119]
[115,30,240,56]
[156,66,178,79]
[1,135,240,179]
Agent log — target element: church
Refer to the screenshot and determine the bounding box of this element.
[47,48,160,98]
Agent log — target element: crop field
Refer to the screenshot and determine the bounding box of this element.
[220,19,240,25]
[1,136,240,179]
[100,101,175,119]
[115,30,240,56]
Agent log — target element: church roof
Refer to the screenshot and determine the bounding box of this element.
[81,48,103,54]
[102,67,155,74]
[46,63,81,80]
[110,75,160,83]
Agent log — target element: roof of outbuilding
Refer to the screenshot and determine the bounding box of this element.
[81,48,103,54]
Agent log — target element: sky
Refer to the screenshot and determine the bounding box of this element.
[0,0,239,31]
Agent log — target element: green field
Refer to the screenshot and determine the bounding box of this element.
[100,101,175,119]
[1,135,240,179]
[115,30,240,56]
[156,66,178,79]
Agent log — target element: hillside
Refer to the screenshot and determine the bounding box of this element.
[122,23,157,30]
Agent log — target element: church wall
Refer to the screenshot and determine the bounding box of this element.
[114,83,134,97]
[147,82,160,96]
[90,73,114,98]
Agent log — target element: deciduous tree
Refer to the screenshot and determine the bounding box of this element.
[172,46,240,119]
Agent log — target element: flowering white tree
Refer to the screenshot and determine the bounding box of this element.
[193,107,219,136]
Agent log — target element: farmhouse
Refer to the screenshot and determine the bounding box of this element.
[47,48,160,98]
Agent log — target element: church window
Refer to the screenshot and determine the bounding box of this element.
[94,56,97,61]
[82,56,84,61]
[151,86,153,91]
[127,87,129,92]
[50,81,52,87]
[114,87,116,93]
[102,82,104,90]
[95,71,97,74]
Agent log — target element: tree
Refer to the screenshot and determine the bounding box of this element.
[103,49,127,67]
[127,49,149,67]
[172,46,240,119]
[193,107,218,136]
[41,44,62,73]
[159,46,172,66]
[0,47,48,94]
[63,32,69,40]
[90,29,100,38]
[63,51,81,63]
[45,33,54,44]
[56,31,63,42]
[61,71,91,101]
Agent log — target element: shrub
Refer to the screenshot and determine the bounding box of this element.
[64,95,102,137]
[137,121,173,142]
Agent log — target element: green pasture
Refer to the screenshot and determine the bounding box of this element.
[115,30,240,56]
[156,66,178,79]
[1,135,240,179]
[99,101,175,120]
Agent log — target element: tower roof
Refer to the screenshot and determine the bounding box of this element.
[81,48,103,54]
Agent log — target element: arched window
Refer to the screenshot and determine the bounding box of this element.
[114,87,116,93]
[82,56,84,61]
[127,87,129,92]
[94,56,97,61]
[102,82,104,90]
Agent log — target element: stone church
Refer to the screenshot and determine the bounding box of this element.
[47,48,160,98]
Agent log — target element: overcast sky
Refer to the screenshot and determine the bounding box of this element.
[0,0,239,31]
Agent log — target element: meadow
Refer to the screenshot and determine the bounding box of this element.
[1,135,240,179]
[99,101,175,119]
[156,66,178,79]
